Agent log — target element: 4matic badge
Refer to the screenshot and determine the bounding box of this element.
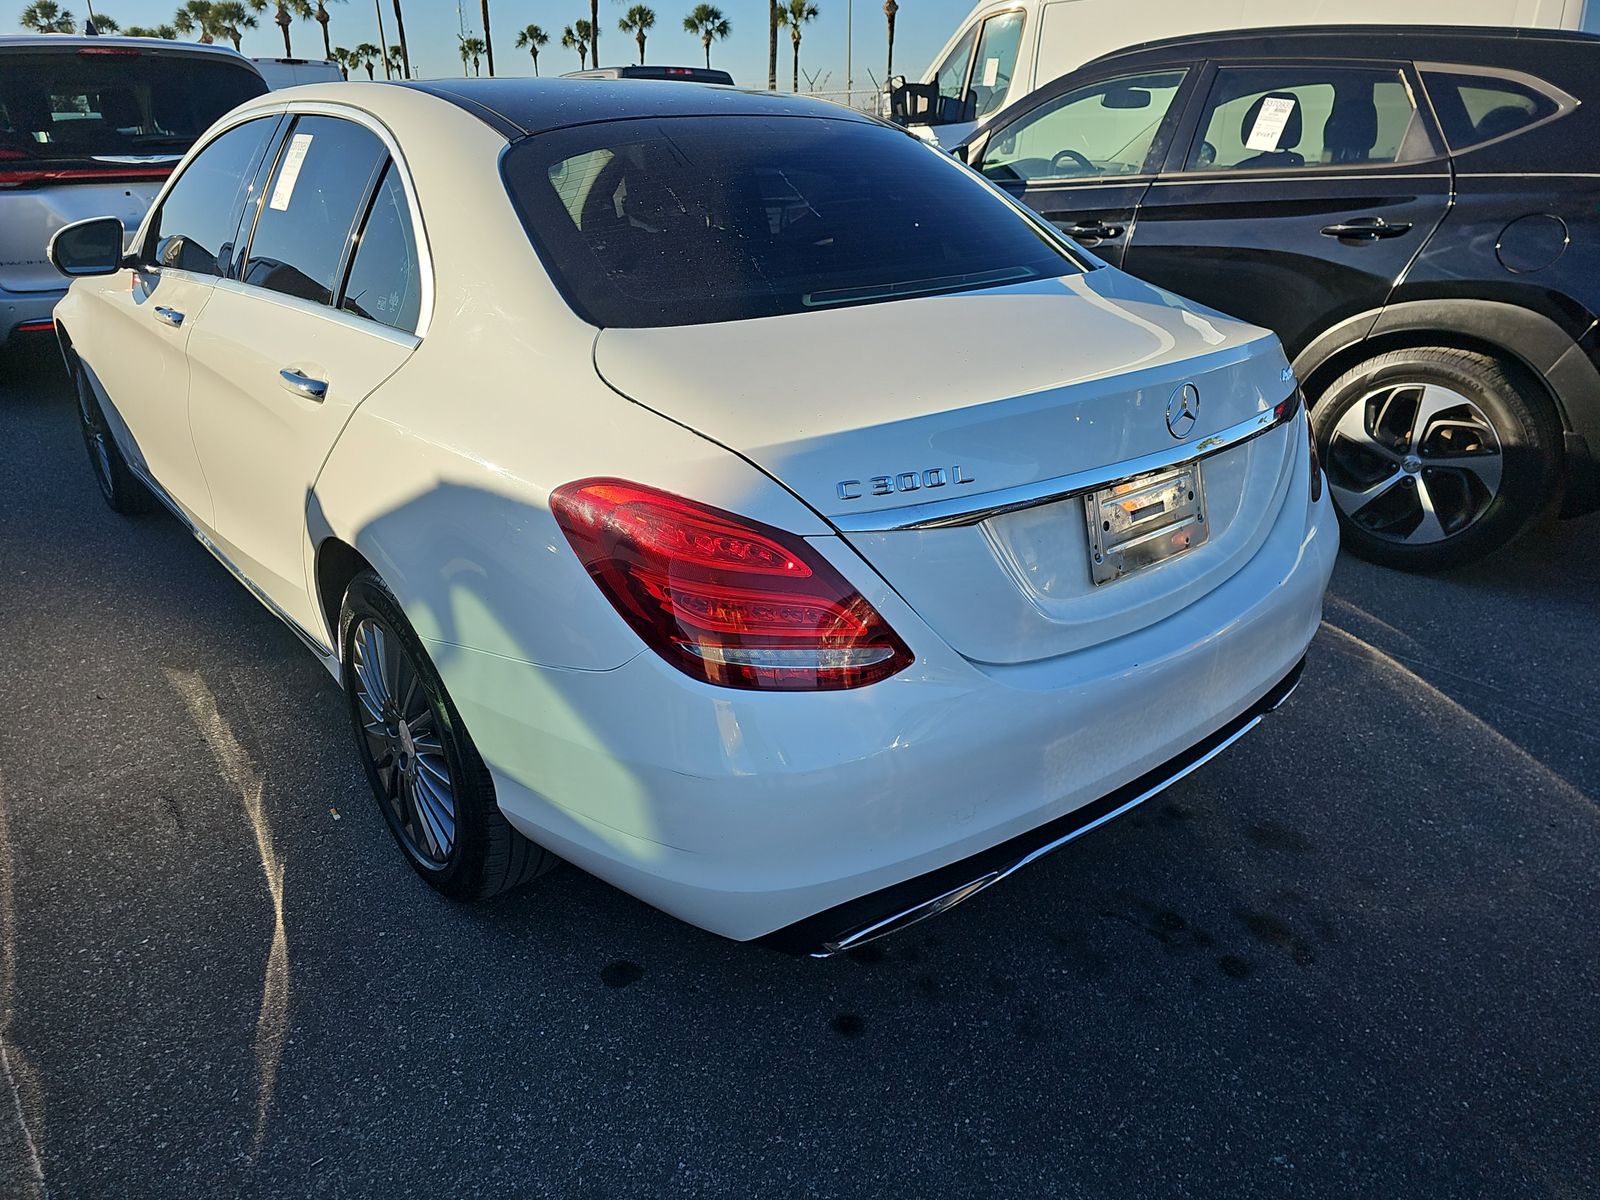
[836,465,976,502]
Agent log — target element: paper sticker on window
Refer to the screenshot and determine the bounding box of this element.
[1244,95,1296,152]
[981,56,999,88]
[268,133,314,211]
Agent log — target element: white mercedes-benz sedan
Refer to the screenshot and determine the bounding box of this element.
[49,79,1336,954]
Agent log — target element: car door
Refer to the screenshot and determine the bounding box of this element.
[185,112,426,636]
[1121,60,1452,358]
[81,114,283,526]
[964,67,1197,268]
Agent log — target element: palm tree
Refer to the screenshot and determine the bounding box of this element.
[248,0,314,57]
[86,11,118,32]
[478,0,495,75]
[767,0,777,89]
[310,0,343,59]
[208,0,257,50]
[125,22,178,35]
[173,0,220,42]
[588,0,599,68]
[331,43,355,76]
[386,44,404,74]
[19,2,76,32]
[681,3,727,69]
[353,40,381,78]
[776,0,817,92]
[883,0,897,79]
[458,33,485,76]
[390,0,410,78]
[515,23,547,75]
[617,4,653,65]
[561,19,592,69]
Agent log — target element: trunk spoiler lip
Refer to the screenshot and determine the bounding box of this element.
[826,387,1302,534]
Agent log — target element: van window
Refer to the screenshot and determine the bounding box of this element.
[981,70,1187,184]
[502,115,1083,328]
[148,117,280,277]
[930,24,978,122]
[1421,70,1561,150]
[0,49,265,164]
[1187,67,1429,172]
[927,9,1025,125]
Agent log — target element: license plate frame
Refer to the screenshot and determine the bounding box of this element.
[1083,462,1208,586]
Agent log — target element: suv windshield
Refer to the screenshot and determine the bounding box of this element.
[0,48,265,163]
[501,114,1083,328]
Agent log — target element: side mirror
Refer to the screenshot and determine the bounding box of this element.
[49,216,126,278]
[950,143,969,163]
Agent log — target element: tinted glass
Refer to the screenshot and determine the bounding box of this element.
[149,117,278,277]
[243,115,387,306]
[931,23,979,122]
[968,11,1026,120]
[0,50,265,163]
[340,164,422,332]
[982,70,1187,184]
[1422,70,1560,149]
[502,115,1082,328]
[1188,67,1426,172]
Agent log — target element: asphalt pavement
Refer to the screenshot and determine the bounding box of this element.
[1,345,1596,1199]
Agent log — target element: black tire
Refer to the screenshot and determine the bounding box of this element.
[72,356,156,515]
[1312,347,1561,571]
[339,570,557,900]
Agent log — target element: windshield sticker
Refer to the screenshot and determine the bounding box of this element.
[269,133,314,212]
[981,56,1000,88]
[1244,96,1296,152]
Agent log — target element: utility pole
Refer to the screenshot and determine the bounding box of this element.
[373,0,392,77]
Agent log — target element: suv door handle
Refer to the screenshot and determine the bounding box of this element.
[1320,218,1413,241]
[153,306,184,327]
[1060,220,1124,241]
[278,369,328,402]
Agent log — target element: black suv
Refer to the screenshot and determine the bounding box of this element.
[956,26,1600,569]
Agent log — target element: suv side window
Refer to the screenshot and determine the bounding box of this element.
[1421,69,1562,149]
[339,163,423,334]
[980,70,1188,184]
[241,115,388,306]
[147,117,279,277]
[1186,67,1431,173]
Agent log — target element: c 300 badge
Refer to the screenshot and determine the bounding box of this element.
[836,465,975,502]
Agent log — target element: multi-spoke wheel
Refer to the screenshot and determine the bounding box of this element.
[73,357,155,515]
[339,570,557,899]
[1312,348,1561,571]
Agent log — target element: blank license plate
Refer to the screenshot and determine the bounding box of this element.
[1083,463,1208,586]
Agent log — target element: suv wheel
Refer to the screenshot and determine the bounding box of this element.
[73,358,156,515]
[1312,347,1560,571]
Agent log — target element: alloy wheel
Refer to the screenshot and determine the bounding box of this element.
[1323,381,1504,545]
[349,616,457,869]
[76,369,116,502]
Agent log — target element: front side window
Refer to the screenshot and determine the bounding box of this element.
[340,163,423,333]
[1186,67,1430,172]
[926,9,1024,125]
[148,117,279,277]
[1421,69,1562,150]
[503,115,1083,328]
[242,115,388,306]
[980,70,1188,184]
[930,24,979,122]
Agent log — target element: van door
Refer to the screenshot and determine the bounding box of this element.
[1122,61,1452,357]
[967,67,1196,268]
[912,6,1030,147]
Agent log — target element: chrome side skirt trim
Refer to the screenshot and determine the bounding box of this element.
[125,460,337,665]
[827,390,1300,533]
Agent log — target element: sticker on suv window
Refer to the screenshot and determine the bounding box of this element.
[269,133,314,212]
[1244,96,1296,152]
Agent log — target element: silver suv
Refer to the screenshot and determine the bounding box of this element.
[0,35,265,350]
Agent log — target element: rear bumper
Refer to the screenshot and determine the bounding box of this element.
[0,282,65,347]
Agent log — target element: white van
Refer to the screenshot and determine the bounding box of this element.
[250,57,345,90]
[893,0,1598,145]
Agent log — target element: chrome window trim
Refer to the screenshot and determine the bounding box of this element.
[212,276,421,349]
[827,389,1299,533]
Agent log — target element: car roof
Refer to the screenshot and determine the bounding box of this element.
[0,33,258,63]
[1086,23,1600,68]
[396,77,874,139]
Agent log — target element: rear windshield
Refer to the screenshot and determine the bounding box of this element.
[501,114,1083,327]
[0,49,266,163]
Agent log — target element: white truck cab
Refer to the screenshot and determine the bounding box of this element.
[891,0,1598,146]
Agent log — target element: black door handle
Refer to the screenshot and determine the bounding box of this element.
[1321,218,1413,241]
[1060,220,1124,241]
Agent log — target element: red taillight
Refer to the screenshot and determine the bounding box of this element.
[552,479,914,691]
[1302,393,1323,503]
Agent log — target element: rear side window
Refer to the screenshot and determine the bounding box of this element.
[1421,69,1562,150]
[1186,67,1430,172]
[502,115,1082,328]
[340,163,423,333]
[242,115,388,306]
[149,117,280,277]
[0,50,265,163]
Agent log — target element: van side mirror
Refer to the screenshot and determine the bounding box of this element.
[49,216,126,278]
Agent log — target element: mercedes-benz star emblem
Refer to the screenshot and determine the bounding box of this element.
[1167,383,1200,439]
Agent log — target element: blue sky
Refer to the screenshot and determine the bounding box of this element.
[11,0,974,93]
